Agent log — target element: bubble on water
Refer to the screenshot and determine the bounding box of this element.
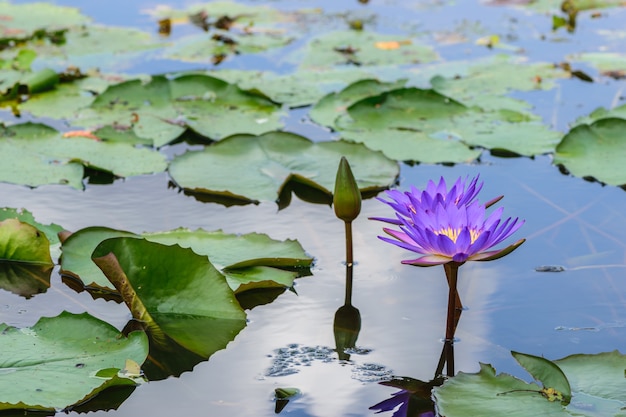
[265,344,335,377]
[351,363,393,383]
[344,347,372,355]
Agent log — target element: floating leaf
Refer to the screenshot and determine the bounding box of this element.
[434,351,626,416]
[275,387,301,399]
[334,87,560,161]
[169,131,399,205]
[512,351,571,404]
[554,118,626,186]
[59,227,138,294]
[433,363,567,416]
[75,73,283,147]
[0,123,166,189]
[211,67,381,108]
[0,218,53,265]
[92,237,247,360]
[0,207,63,247]
[294,30,438,69]
[60,226,313,295]
[144,228,312,293]
[0,311,148,412]
[310,78,408,127]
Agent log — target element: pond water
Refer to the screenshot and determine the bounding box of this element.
[1,0,626,416]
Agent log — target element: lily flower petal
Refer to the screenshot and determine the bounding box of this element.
[371,175,525,266]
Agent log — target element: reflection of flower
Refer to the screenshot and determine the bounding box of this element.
[370,389,410,417]
[373,176,524,266]
[370,388,436,417]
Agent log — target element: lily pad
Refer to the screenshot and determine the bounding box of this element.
[17,75,114,120]
[568,52,626,76]
[169,131,399,205]
[556,350,626,412]
[144,228,312,293]
[0,122,167,189]
[165,30,293,64]
[433,363,568,417]
[310,78,408,127]
[572,103,626,126]
[59,227,138,294]
[294,30,439,69]
[0,218,53,265]
[334,87,560,161]
[554,118,626,186]
[76,73,283,147]
[32,25,162,72]
[0,2,88,36]
[0,311,148,412]
[0,207,63,246]
[434,351,626,416]
[512,351,571,404]
[211,67,382,108]
[60,226,313,295]
[91,237,247,359]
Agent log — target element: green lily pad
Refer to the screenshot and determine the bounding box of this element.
[165,30,293,63]
[556,351,626,412]
[60,226,313,295]
[554,118,626,186]
[0,207,63,246]
[0,2,88,36]
[494,0,626,12]
[59,227,138,294]
[147,1,290,27]
[434,351,626,417]
[76,73,283,147]
[91,237,247,359]
[430,56,567,110]
[0,311,148,412]
[294,30,439,69]
[211,67,382,108]
[512,351,571,404]
[169,131,399,205]
[335,87,560,161]
[310,78,408,127]
[144,228,312,293]
[572,103,626,126]
[32,25,162,72]
[0,218,53,265]
[17,75,113,120]
[433,363,568,417]
[0,122,167,189]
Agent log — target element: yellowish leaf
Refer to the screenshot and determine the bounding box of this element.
[374,40,411,50]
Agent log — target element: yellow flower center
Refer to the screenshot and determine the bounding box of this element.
[436,227,481,244]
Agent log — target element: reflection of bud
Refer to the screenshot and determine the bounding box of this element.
[333,157,362,223]
[333,303,361,361]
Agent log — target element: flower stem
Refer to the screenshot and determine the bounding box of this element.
[344,221,354,305]
[345,221,353,267]
[443,262,461,342]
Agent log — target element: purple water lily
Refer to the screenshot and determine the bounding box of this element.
[371,175,484,226]
[374,176,524,266]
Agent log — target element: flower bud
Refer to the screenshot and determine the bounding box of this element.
[333,156,362,222]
